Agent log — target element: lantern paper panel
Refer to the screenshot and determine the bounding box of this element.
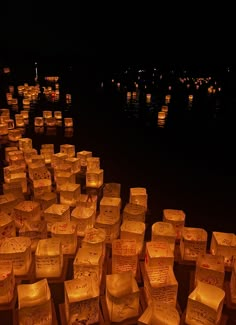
[43,203,70,232]
[13,200,41,228]
[40,148,54,165]
[120,220,145,255]
[152,221,176,253]
[8,129,22,141]
[28,162,46,181]
[145,241,174,268]
[0,262,15,304]
[4,165,25,183]
[64,276,100,325]
[103,182,121,198]
[143,264,178,306]
[51,152,68,169]
[106,271,140,323]
[230,258,236,304]
[186,281,225,325]
[55,171,76,192]
[31,154,46,165]
[35,191,57,211]
[73,246,103,284]
[35,238,63,278]
[82,227,106,263]
[180,227,208,261]
[19,220,47,252]
[210,231,236,267]
[6,172,28,194]
[23,148,38,165]
[77,194,97,213]
[86,169,104,188]
[95,214,120,243]
[0,193,20,216]
[8,150,25,167]
[138,302,180,325]
[2,181,24,199]
[4,146,18,163]
[0,123,8,135]
[123,202,146,223]
[65,157,81,173]
[17,278,52,325]
[86,157,100,171]
[51,221,78,255]
[34,116,44,127]
[0,236,32,276]
[33,179,52,198]
[163,209,186,240]
[71,206,95,237]
[195,254,225,289]
[129,187,148,210]
[30,165,51,181]
[99,196,121,221]
[18,137,32,151]
[76,150,92,167]
[59,183,81,207]
[0,211,16,239]
[60,144,75,158]
[112,239,138,276]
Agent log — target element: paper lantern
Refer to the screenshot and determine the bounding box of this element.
[87,157,100,171]
[35,191,57,211]
[95,214,120,243]
[73,246,103,284]
[51,221,77,255]
[54,111,62,119]
[31,154,46,165]
[51,152,68,169]
[0,193,20,216]
[106,271,139,323]
[152,221,176,253]
[6,119,15,129]
[19,220,47,252]
[33,179,52,198]
[13,200,41,228]
[65,157,81,173]
[0,262,15,305]
[4,146,18,163]
[163,209,186,240]
[129,187,148,210]
[43,110,52,119]
[120,220,145,254]
[0,108,10,118]
[64,117,73,127]
[15,114,25,127]
[17,278,52,324]
[77,150,92,167]
[59,183,81,207]
[103,182,121,198]
[23,148,38,165]
[3,165,25,183]
[180,227,207,261]
[18,137,32,151]
[86,169,104,188]
[28,162,47,181]
[210,231,236,267]
[55,171,76,191]
[20,110,29,119]
[186,282,225,325]
[43,203,70,232]
[2,181,24,199]
[0,236,32,276]
[8,150,25,167]
[64,276,100,324]
[82,227,106,263]
[35,238,63,278]
[144,264,178,306]
[77,194,98,213]
[60,144,75,158]
[158,111,166,120]
[34,117,44,127]
[71,206,95,236]
[0,123,8,135]
[40,148,54,164]
[100,196,121,220]
[123,203,146,223]
[0,211,16,239]
[195,254,225,289]
[138,302,180,325]
[145,241,174,268]
[112,239,138,276]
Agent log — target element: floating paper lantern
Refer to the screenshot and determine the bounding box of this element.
[14,200,41,228]
[103,182,121,198]
[180,227,207,261]
[186,281,225,325]
[77,150,92,167]
[195,254,225,289]
[43,110,52,119]
[2,181,24,199]
[34,117,44,127]
[45,117,57,127]
[112,239,138,276]
[65,157,81,173]
[163,209,186,240]
[145,241,174,269]
[106,271,139,323]
[123,203,146,223]
[15,114,25,127]
[8,129,22,141]
[64,276,100,325]
[100,196,121,220]
[18,137,32,151]
[77,194,98,212]
[0,211,16,239]
[152,221,176,253]
[20,110,29,119]
[64,117,73,127]
[0,236,32,276]
[43,203,70,232]
[51,152,68,169]
[161,105,168,113]
[87,157,100,171]
[55,171,76,191]
[146,93,151,103]
[60,144,75,158]
[35,238,63,278]
[71,206,95,236]
[210,231,236,267]
[5,119,15,129]
[158,111,166,120]
[28,162,47,181]
[51,221,77,255]
[82,227,106,263]
[8,150,24,166]
[129,187,148,210]
[54,111,62,119]
[0,193,20,216]
[23,148,38,165]
[40,148,54,165]
[3,165,25,183]
[0,262,15,304]
[59,183,81,207]
[5,146,18,163]
[0,123,8,135]
[19,220,47,252]
[120,220,145,254]
[86,169,104,188]
[33,178,52,198]
[95,214,120,243]
[17,278,52,324]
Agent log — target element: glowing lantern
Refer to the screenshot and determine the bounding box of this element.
[77,194,97,213]
[163,209,186,240]
[230,258,236,304]
[0,123,8,135]
[95,214,120,243]
[8,150,24,166]
[51,152,68,169]
[28,162,46,181]
[34,117,44,127]
[55,171,76,191]
[103,182,121,198]
[86,169,104,188]
[54,111,62,119]
[106,272,139,323]
[35,238,63,278]
[161,105,168,113]
[186,282,225,325]
[65,157,81,173]
[64,276,100,324]
[0,212,16,239]
[20,110,29,119]
[17,278,52,324]
[138,303,180,325]
[123,202,146,223]
[23,148,38,165]
[51,221,77,255]
[60,144,75,158]
[0,262,15,304]
[112,239,138,276]
[158,111,166,120]
[0,193,20,216]
[195,254,225,289]
[2,181,24,199]
[15,114,25,127]
[59,183,81,207]
[82,227,106,263]
[100,196,121,220]
[120,220,145,254]
[6,119,15,129]
[40,148,54,165]
[19,220,47,252]
[18,137,32,151]
[129,187,148,210]
[152,221,176,253]
[43,110,52,119]
[146,94,151,103]
[4,146,18,163]
[87,157,100,171]
[0,236,32,276]
[180,227,207,261]
[14,200,41,228]
[71,206,95,236]
[43,203,70,233]
[146,241,174,269]
[8,129,22,141]
[76,150,92,167]
[210,231,236,267]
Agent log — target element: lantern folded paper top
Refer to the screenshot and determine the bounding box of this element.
[71,206,95,236]
[123,202,146,223]
[163,209,186,239]
[129,187,148,210]
[43,203,70,232]
[210,231,236,267]
[19,220,47,252]
[152,221,176,253]
[13,200,41,228]
[51,221,77,255]
[59,183,81,207]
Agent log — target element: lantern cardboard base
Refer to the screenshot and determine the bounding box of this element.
[59,303,105,325]
[224,281,236,310]
[0,286,18,325]
[180,309,228,325]
[100,294,143,325]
